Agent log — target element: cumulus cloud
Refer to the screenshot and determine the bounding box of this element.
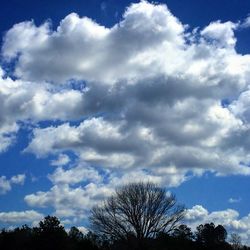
[10,1,248,182]
[2,21,49,60]
[2,1,250,180]
[0,174,26,194]
[0,75,85,122]
[1,2,186,84]
[0,68,86,151]
[229,89,250,122]
[24,182,113,219]
[185,205,250,245]
[10,174,26,185]
[48,164,102,185]
[50,154,71,167]
[0,210,43,224]
[200,21,238,48]
[24,111,250,177]
[0,177,12,194]
[0,118,18,153]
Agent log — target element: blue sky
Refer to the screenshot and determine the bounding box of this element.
[1,0,250,244]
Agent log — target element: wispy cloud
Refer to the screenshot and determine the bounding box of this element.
[240,15,250,28]
[100,1,107,13]
[228,197,242,203]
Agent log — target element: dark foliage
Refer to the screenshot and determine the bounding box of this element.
[172,224,194,241]
[0,216,249,250]
[0,216,99,250]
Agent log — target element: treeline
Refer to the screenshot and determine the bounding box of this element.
[0,215,249,250]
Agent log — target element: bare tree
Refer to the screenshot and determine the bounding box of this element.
[90,182,185,241]
[230,233,242,250]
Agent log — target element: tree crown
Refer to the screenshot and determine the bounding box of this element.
[90,182,185,241]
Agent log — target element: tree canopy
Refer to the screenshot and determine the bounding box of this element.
[90,182,185,241]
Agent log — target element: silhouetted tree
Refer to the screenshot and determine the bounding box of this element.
[172,224,193,240]
[68,226,84,241]
[37,216,65,233]
[1,219,249,250]
[84,231,104,250]
[196,223,227,248]
[0,225,34,250]
[215,225,228,243]
[90,182,185,244]
[33,216,68,250]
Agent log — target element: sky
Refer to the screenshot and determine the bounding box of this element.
[1,0,250,244]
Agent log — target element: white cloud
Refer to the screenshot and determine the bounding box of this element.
[24,111,250,178]
[0,121,18,153]
[24,163,187,219]
[24,182,113,220]
[50,153,71,167]
[229,89,250,123]
[48,164,102,185]
[0,210,43,224]
[0,75,85,122]
[185,205,208,221]
[10,174,26,185]
[4,1,244,190]
[0,174,26,194]
[77,226,88,234]
[0,69,86,151]
[2,21,49,60]
[2,1,185,83]
[0,176,11,194]
[201,21,238,48]
[228,197,241,204]
[240,16,250,28]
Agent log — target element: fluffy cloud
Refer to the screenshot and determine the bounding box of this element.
[25,164,108,219]
[11,1,248,181]
[50,154,71,167]
[48,164,102,185]
[0,210,43,224]
[2,1,185,83]
[200,21,238,48]
[0,177,12,194]
[24,182,113,219]
[185,205,250,245]
[24,163,187,221]
[0,75,85,122]
[25,110,250,177]
[10,174,26,185]
[229,89,250,122]
[0,68,87,151]
[0,174,26,194]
